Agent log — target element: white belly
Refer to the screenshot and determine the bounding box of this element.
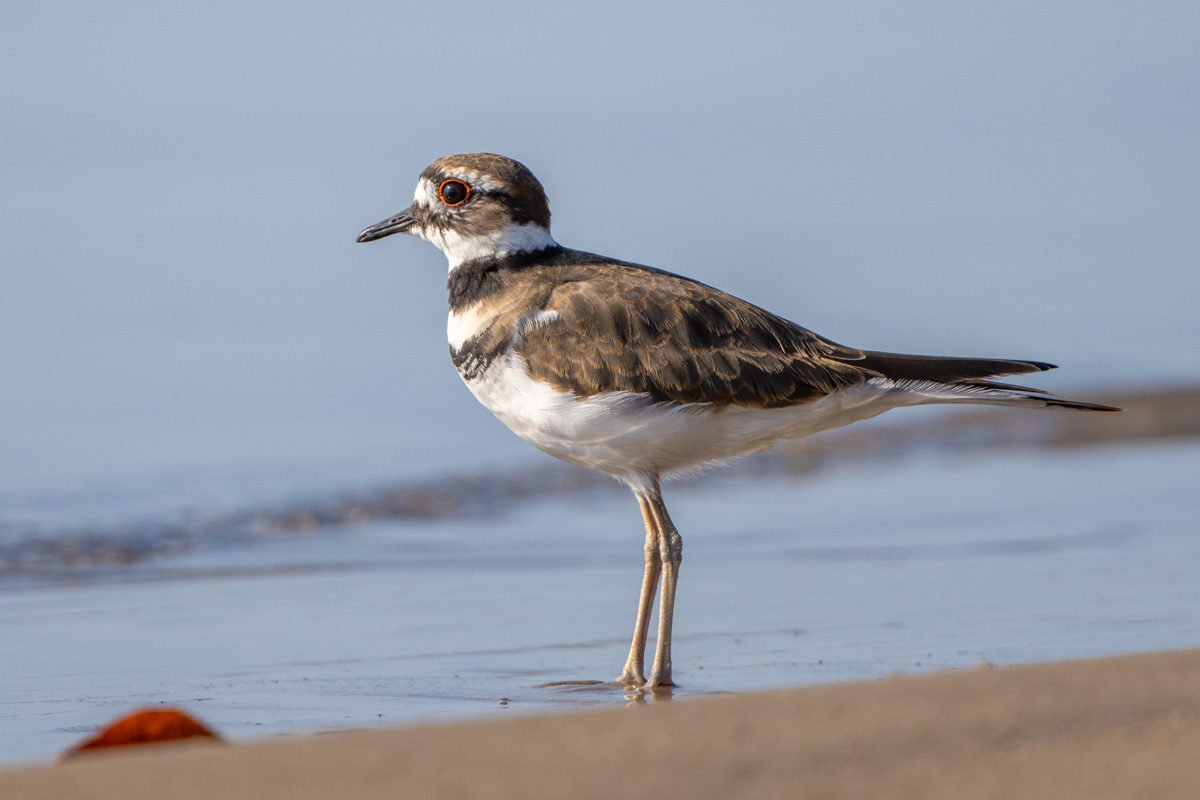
[461,353,908,491]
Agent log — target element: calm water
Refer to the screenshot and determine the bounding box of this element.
[1,0,1198,767]
[3,440,1199,764]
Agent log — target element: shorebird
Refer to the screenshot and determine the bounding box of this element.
[356,153,1118,690]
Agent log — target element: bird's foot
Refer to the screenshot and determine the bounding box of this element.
[617,668,646,689]
[643,671,675,693]
[615,669,675,694]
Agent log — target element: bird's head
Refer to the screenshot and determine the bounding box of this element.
[356,153,556,271]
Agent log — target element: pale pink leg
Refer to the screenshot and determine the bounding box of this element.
[619,495,661,686]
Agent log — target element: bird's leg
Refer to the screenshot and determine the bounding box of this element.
[645,488,682,690]
[619,494,661,687]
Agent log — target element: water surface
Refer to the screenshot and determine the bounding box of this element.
[3,440,1197,765]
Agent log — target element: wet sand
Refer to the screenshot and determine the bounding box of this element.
[3,648,1198,799]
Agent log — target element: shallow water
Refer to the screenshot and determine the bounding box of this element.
[2,440,1197,765]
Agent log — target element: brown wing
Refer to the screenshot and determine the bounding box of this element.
[517,263,869,408]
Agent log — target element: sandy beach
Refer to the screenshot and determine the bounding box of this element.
[2,648,1197,799]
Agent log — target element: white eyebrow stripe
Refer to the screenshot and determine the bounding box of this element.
[442,168,504,193]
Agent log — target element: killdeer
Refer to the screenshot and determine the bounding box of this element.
[357,153,1118,690]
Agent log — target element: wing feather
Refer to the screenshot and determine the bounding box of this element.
[517,262,861,407]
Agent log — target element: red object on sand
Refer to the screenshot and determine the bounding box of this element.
[65,707,222,757]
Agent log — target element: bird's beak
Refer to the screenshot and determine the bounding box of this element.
[356,207,418,243]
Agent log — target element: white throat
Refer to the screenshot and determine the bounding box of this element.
[422,222,557,273]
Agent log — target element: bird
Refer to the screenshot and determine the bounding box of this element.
[356,152,1118,690]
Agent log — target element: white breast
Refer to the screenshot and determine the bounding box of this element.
[447,302,499,350]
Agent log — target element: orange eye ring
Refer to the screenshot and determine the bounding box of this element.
[438,179,471,206]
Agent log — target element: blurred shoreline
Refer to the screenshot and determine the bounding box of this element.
[3,382,1197,583]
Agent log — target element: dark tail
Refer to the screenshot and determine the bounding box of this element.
[838,350,1120,412]
[851,350,1055,382]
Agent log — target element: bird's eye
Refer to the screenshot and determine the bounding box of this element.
[438,179,470,206]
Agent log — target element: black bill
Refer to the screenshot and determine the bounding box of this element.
[356,208,417,243]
